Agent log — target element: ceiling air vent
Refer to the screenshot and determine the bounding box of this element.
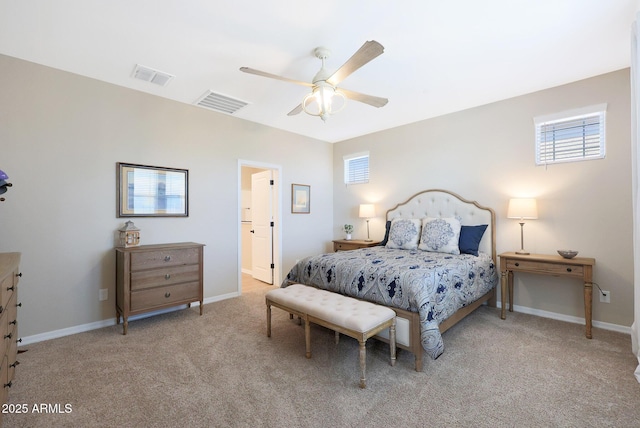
[194,91,248,114]
[131,64,174,87]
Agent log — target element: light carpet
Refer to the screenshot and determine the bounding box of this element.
[4,286,639,427]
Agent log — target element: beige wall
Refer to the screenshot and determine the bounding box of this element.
[0,54,334,338]
[333,69,633,328]
[0,52,632,338]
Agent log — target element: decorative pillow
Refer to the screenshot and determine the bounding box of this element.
[459,224,488,256]
[418,217,461,254]
[385,218,422,250]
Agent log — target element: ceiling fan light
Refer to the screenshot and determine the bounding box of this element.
[302,82,346,121]
[317,84,333,111]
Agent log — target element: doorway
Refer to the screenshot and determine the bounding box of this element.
[238,160,281,294]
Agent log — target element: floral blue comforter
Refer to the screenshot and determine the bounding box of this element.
[282,246,498,359]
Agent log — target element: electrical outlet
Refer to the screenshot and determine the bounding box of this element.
[600,290,610,303]
[99,288,108,301]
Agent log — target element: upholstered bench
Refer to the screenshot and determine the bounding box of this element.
[265,283,396,388]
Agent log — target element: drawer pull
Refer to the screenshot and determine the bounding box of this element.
[164,292,171,298]
[10,361,19,368]
[165,274,171,280]
[567,267,572,272]
[17,338,22,344]
[9,320,16,325]
[4,381,12,388]
[7,285,14,291]
[4,333,11,340]
[514,262,520,267]
[164,255,171,262]
[16,272,22,278]
[16,302,21,308]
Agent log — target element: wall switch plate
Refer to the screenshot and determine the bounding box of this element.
[600,290,610,303]
[99,289,108,301]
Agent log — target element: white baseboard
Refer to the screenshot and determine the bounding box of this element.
[19,291,240,346]
[497,302,632,335]
[20,294,631,346]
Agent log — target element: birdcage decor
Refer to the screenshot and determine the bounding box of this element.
[118,221,140,248]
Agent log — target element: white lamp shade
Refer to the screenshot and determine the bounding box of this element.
[507,198,538,220]
[359,204,375,218]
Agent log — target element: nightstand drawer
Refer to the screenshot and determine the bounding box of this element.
[506,259,584,278]
[332,240,380,251]
[131,282,200,311]
[334,242,360,251]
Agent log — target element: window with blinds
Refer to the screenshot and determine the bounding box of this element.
[534,104,606,166]
[344,152,369,184]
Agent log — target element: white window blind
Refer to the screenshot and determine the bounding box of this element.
[344,152,369,184]
[534,104,606,166]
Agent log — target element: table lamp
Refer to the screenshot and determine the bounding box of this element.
[507,198,538,255]
[359,204,375,242]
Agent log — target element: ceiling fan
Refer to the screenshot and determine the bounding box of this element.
[240,40,388,121]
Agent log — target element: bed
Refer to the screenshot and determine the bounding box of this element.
[283,189,498,371]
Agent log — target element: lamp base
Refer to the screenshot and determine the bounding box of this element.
[515,250,530,255]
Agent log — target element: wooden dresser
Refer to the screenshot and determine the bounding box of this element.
[115,242,204,334]
[0,252,20,420]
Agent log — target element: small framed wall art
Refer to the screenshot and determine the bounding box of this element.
[291,183,310,214]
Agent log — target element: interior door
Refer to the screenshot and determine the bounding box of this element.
[251,170,274,284]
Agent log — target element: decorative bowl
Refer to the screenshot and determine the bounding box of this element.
[557,250,578,259]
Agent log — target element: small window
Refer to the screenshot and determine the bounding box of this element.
[534,104,606,166]
[344,152,369,184]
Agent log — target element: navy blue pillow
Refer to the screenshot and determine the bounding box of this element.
[379,220,392,246]
[459,224,488,256]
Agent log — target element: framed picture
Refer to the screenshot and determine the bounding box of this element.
[291,183,310,214]
[117,162,189,217]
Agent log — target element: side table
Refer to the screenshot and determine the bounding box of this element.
[498,252,596,339]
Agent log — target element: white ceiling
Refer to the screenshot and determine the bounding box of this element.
[0,1,637,143]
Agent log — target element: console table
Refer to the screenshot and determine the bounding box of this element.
[498,252,596,339]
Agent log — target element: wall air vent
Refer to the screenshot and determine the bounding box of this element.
[194,91,249,114]
[131,64,174,87]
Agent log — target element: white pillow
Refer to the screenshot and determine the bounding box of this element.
[385,218,422,250]
[418,217,461,254]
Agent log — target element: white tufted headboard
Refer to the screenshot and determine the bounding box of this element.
[386,189,496,262]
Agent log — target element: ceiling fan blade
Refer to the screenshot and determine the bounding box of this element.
[287,104,303,116]
[326,40,384,86]
[239,67,313,87]
[339,88,388,108]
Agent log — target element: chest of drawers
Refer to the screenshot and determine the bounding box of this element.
[0,252,20,422]
[116,243,204,334]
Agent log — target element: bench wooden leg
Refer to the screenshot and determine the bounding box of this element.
[359,340,367,389]
[266,302,272,338]
[305,317,311,359]
[335,331,340,344]
[390,320,397,367]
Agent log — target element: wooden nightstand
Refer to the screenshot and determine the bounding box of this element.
[332,239,381,252]
[498,252,596,338]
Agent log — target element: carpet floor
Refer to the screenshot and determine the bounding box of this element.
[4,285,639,427]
